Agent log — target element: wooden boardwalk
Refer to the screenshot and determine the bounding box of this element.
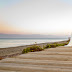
[0,46,72,72]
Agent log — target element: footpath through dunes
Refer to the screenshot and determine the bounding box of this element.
[0,46,72,72]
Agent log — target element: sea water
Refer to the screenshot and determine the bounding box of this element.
[0,38,68,48]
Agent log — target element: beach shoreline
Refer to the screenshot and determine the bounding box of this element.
[0,39,70,60]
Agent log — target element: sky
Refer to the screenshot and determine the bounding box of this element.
[0,0,72,37]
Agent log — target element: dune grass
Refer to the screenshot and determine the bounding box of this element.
[22,45,44,54]
[22,41,69,54]
[45,42,69,49]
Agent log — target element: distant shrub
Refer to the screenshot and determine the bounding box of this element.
[45,44,57,49]
[22,48,30,54]
[22,40,69,54]
[22,45,43,54]
[30,45,43,52]
[55,42,69,47]
[45,42,69,49]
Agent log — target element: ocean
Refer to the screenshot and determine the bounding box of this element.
[0,38,68,48]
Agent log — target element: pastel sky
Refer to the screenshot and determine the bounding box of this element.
[0,0,72,36]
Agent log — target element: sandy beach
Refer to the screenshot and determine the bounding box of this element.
[0,0,72,71]
[0,39,69,58]
[0,41,72,72]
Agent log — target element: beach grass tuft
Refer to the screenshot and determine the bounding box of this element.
[45,42,69,49]
[22,45,43,54]
[22,40,69,54]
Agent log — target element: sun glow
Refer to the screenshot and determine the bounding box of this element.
[0,21,31,34]
[0,0,72,36]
